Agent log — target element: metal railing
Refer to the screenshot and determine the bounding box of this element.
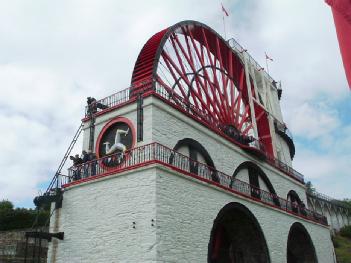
[227,38,277,88]
[84,80,155,117]
[274,118,294,141]
[84,87,132,116]
[154,81,303,183]
[308,191,350,209]
[63,142,326,226]
[265,155,303,183]
[154,82,266,151]
[82,79,304,183]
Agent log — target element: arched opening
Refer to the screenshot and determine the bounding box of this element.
[330,207,340,232]
[208,202,270,263]
[171,138,219,182]
[314,201,323,216]
[287,222,318,263]
[287,190,305,214]
[322,205,332,229]
[231,162,279,205]
[336,209,344,229]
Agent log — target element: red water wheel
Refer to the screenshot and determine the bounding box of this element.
[131,21,269,150]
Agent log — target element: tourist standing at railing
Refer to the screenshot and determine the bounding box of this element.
[300,202,307,216]
[69,154,83,180]
[292,200,299,213]
[82,150,91,178]
[89,152,97,176]
[87,97,109,115]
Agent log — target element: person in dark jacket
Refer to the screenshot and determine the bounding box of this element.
[70,154,83,180]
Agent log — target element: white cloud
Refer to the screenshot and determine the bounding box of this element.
[293,147,351,199]
[287,102,340,139]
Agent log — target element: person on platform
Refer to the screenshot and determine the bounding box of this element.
[89,151,97,176]
[81,150,91,178]
[292,200,299,213]
[70,154,83,180]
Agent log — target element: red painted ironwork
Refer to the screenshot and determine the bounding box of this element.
[81,81,304,184]
[62,142,327,226]
[131,21,269,144]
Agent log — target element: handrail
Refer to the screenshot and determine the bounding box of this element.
[227,38,278,88]
[84,87,132,116]
[63,142,327,226]
[274,117,294,141]
[308,191,351,209]
[82,79,304,183]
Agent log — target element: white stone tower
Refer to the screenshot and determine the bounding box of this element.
[47,21,336,263]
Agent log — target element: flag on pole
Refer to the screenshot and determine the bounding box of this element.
[325,0,351,89]
[265,52,273,61]
[221,3,229,17]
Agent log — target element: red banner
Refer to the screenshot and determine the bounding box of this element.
[326,0,351,89]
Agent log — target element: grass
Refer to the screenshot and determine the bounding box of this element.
[334,234,351,263]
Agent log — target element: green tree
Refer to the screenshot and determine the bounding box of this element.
[342,198,351,209]
[0,200,14,211]
[0,199,50,231]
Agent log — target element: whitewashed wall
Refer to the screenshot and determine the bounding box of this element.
[49,95,341,263]
[155,167,335,263]
[150,98,307,204]
[48,167,157,263]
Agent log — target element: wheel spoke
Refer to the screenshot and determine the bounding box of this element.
[149,23,256,140]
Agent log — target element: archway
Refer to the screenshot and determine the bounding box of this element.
[208,202,270,263]
[322,205,332,230]
[287,190,303,214]
[330,207,340,232]
[287,222,318,263]
[171,138,219,181]
[314,201,323,216]
[231,162,279,205]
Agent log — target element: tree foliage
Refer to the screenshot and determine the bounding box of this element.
[340,225,351,239]
[342,199,351,209]
[0,200,50,231]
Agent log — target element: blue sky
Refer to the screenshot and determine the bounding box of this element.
[0,0,350,208]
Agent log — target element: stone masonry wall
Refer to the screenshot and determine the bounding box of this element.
[150,97,307,204]
[155,166,335,263]
[47,167,157,263]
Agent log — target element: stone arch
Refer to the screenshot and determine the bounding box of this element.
[336,208,345,229]
[208,202,271,263]
[171,138,218,181]
[287,190,302,204]
[314,201,323,215]
[344,210,349,226]
[287,222,318,263]
[330,207,340,232]
[322,204,332,229]
[287,190,304,214]
[231,161,278,204]
[307,198,315,211]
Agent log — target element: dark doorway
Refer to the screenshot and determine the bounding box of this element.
[287,222,318,263]
[208,203,270,263]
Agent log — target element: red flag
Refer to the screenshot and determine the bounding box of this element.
[221,3,229,17]
[265,52,273,61]
[326,0,351,89]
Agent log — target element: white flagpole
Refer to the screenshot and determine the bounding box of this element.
[265,57,270,74]
[222,14,227,40]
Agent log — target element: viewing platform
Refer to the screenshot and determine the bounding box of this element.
[82,81,304,184]
[61,142,327,227]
